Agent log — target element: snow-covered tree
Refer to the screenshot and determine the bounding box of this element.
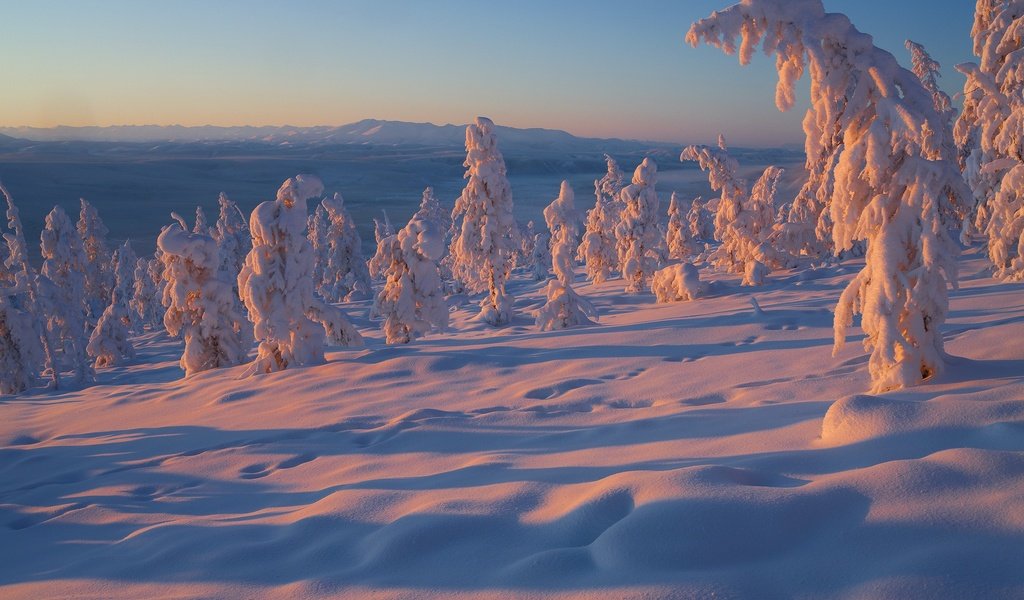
[158,224,250,377]
[955,1,1024,278]
[448,117,517,325]
[666,192,699,261]
[131,257,162,329]
[687,196,714,242]
[615,158,661,293]
[239,175,362,375]
[682,139,777,285]
[537,181,596,330]
[318,193,372,301]
[0,184,54,393]
[578,155,625,284]
[652,263,704,303]
[42,206,94,385]
[192,206,209,234]
[530,232,551,281]
[688,0,964,391]
[212,193,251,293]
[77,198,113,322]
[374,213,449,344]
[87,241,137,367]
[414,186,450,238]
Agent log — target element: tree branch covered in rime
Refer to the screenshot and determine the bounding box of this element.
[158,224,250,377]
[448,117,516,325]
[239,175,362,376]
[614,158,661,293]
[688,0,962,391]
[955,0,1024,278]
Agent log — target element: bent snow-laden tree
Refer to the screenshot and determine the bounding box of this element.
[956,0,1024,279]
[239,175,361,375]
[578,155,626,283]
[449,117,517,325]
[688,0,963,391]
[374,213,449,344]
[537,181,597,330]
[158,224,250,377]
[615,158,661,293]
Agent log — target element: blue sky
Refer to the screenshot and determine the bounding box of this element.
[1,0,974,146]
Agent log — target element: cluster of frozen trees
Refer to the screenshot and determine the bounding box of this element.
[3,1,1016,396]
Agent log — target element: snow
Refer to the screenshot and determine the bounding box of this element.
[1,247,1022,598]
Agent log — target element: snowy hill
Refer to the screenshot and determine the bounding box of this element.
[2,247,1023,598]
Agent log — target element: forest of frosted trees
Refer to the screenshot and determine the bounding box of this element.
[1,0,1022,395]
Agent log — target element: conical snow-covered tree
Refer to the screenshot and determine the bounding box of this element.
[449,117,517,325]
[239,175,362,375]
[77,198,113,322]
[688,0,963,391]
[666,192,699,261]
[614,158,661,293]
[530,232,551,281]
[537,181,596,330]
[318,193,372,301]
[687,196,714,242]
[374,213,449,344]
[578,155,625,284]
[87,241,137,367]
[42,206,94,385]
[955,0,1024,278]
[131,257,162,329]
[193,206,210,235]
[158,224,250,377]
[415,186,451,239]
[212,192,251,294]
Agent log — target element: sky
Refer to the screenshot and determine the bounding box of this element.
[1,0,975,146]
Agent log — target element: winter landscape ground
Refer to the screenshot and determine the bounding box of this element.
[3,0,1024,598]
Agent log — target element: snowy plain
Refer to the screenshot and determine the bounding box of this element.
[2,233,1023,598]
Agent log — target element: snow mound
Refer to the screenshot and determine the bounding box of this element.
[821,394,923,445]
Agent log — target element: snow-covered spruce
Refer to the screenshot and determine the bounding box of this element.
[414,186,451,242]
[212,193,251,295]
[238,175,362,375]
[681,139,778,285]
[373,213,449,344]
[666,192,699,261]
[689,0,963,391]
[687,196,713,243]
[578,155,625,284]
[131,257,162,329]
[536,181,596,330]
[158,224,250,377]
[955,1,1024,277]
[87,241,136,368]
[530,232,551,281]
[448,117,517,325]
[193,206,210,235]
[41,205,94,386]
[317,193,372,302]
[652,262,704,303]
[1,183,60,391]
[614,158,661,293]
[77,198,113,323]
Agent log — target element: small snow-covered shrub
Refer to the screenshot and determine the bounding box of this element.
[652,263,704,303]
[535,279,597,331]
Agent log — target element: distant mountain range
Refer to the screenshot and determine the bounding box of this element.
[0,119,664,151]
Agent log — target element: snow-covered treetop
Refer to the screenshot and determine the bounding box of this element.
[597,154,625,200]
[906,40,954,120]
[544,181,578,238]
